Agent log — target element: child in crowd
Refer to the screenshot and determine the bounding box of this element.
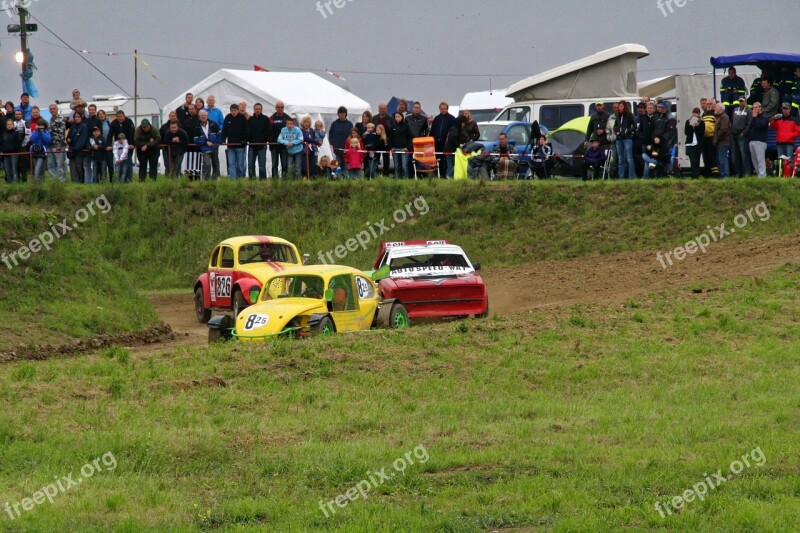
[344,137,365,178]
[314,120,326,147]
[362,123,379,179]
[113,133,129,183]
[374,125,389,176]
[329,158,342,180]
[316,155,331,179]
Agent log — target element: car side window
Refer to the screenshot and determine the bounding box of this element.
[210,247,221,268]
[328,275,358,311]
[507,125,528,146]
[354,276,375,300]
[220,246,234,269]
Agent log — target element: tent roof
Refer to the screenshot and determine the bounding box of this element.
[459,89,513,110]
[164,69,370,117]
[710,52,800,68]
[507,44,649,101]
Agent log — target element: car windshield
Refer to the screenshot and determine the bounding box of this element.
[238,243,297,265]
[261,275,325,301]
[389,253,471,276]
[478,124,505,142]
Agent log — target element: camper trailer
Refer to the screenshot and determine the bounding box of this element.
[493,44,649,131]
[56,95,161,128]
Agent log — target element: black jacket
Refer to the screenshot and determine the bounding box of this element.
[107,117,135,147]
[388,119,411,150]
[684,118,705,146]
[166,127,189,157]
[586,111,611,144]
[269,113,292,143]
[248,113,272,145]
[222,113,249,145]
[0,128,23,153]
[406,113,429,138]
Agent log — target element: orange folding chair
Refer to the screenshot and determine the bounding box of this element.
[793,146,800,178]
[412,136,439,178]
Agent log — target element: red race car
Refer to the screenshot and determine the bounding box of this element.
[194,236,305,323]
[369,240,489,319]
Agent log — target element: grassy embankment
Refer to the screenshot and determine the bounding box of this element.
[0,177,798,349]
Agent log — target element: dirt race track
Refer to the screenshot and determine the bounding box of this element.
[149,233,800,353]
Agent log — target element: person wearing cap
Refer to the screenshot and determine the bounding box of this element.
[88,125,108,182]
[47,103,68,182]
[69,89,86,112]
[581,135,606,181]
[720,67,746,116]
[769,102,800,166]
[134,118,161,181]
[731,96,752,177]
[585,100,610,148]
[28,118,51,182]
[112,133,130,183]
[14,93,32,123]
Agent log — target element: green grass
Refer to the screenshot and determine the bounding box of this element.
[2,178,799,289]
[0,264,798,531]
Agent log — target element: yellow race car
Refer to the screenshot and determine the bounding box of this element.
[207,265,409,342]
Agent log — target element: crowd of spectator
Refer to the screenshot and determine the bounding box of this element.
[2,66,799,184]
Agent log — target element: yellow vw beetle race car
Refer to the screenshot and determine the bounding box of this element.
[207,265,409,342]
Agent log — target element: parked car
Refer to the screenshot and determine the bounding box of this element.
[475,121,546,178]
[194,236,305,323]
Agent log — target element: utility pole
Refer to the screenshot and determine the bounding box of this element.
[18,2,27,90]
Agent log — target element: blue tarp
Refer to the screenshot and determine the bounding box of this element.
[710,53,800,68]
[387,97,427,116]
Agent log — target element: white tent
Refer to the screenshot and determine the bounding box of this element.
[163,69,370,174]
[164,69,370,128]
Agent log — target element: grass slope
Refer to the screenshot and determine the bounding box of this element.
[0,264,798,530]
[3,178,800,290]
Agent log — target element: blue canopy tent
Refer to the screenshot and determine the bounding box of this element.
[387,97,427,116]
[710,52,800,95]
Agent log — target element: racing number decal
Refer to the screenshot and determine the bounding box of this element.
[355,276,374,299]
[244,314,269,331]
[216,275,232,298]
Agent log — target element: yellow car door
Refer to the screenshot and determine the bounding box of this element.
[328,274,374,332]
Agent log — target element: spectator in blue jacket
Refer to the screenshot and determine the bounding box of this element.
[328,106,353,169]
[277,117,304,180]
[29,118,52,182]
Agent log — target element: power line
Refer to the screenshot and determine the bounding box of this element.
[26,13,132,97]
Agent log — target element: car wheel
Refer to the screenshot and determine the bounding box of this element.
[389,303,410,329]
[195,288,211,323]
[232,290,248,318]
[208,327,223,344]
[476,298,490,319]
[311,315,335,336]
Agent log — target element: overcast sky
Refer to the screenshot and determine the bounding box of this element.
[1,0,798,111]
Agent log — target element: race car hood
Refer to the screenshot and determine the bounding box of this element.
[234,298,326,338]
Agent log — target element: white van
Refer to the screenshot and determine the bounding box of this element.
[56,95,161,128]
[493,98,625,131]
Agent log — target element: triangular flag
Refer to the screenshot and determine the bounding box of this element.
[254,64,269,72]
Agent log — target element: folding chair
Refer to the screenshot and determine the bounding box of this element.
[600,147,614,180]
[792,147,800,178]
[412,136,439,178]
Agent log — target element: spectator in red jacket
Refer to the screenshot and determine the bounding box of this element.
[770,102,800,163]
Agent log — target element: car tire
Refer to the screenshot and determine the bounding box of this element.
[311,315,335,336]
[388,303,410,329]
[476,298,490,319]
[232,290,248,318]
[195,288,211,323]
